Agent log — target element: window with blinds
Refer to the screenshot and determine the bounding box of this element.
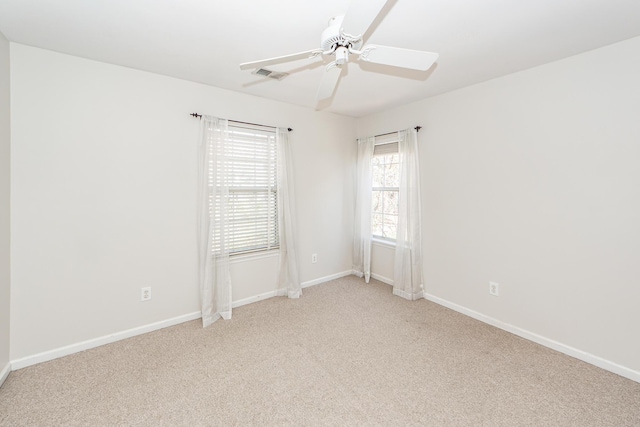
[212,124,279,255]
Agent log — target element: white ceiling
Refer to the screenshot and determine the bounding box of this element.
[1,0,640,117]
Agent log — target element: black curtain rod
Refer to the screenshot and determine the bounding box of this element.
[190,113,292,132]
[374,126,422,138]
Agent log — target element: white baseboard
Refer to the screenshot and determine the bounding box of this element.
[424,293,640,384]
[232,270,353,308]
[11,311,202,370]
[371,272,393,285]
[232,290,280,309]
[301,270,353,288]
[0,361,10,388]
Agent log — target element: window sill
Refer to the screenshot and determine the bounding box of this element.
[229,249,280,264]
[372,237,396,249]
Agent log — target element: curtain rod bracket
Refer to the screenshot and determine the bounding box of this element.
[415,126,422,132]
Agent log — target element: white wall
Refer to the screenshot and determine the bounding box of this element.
[10,44,356,361]
[0,31,11,381]
[358,36,640,375]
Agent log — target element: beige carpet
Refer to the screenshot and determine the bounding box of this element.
[1,276,639,426]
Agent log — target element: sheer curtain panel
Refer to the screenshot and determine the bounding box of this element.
[276,128,302,298]
[353,136,375,282]
[393,129,425,300]
[198,116,232,327]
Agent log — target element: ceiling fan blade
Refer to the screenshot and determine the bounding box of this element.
[240,49,324,71]
[340,0,389,39]
[316,63,343,101]
[358,45,439,71]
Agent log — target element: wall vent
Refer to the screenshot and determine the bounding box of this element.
[253,68,289,80]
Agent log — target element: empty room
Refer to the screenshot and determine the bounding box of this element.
[1,0,639,425]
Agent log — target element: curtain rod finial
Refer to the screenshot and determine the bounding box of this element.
[191,113,202,119]
[287,128,292,132]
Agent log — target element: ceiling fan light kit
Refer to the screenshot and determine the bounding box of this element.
[239,0,439,103]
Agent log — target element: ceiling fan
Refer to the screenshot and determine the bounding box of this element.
[239,0,439,102]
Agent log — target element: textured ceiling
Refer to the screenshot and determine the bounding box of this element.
[1,0,640,117]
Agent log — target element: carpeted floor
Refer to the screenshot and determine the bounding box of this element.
[1,276,639,426]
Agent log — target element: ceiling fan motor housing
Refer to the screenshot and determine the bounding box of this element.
[321,15,363,53]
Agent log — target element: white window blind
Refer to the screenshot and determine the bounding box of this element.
[212,124,279,255]
[373,132,399,155]
[373,142,398,156]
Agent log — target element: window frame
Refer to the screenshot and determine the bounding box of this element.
[371,137,400,243]
[212,123,280,257]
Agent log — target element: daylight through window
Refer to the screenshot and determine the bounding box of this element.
[372,142,399,240]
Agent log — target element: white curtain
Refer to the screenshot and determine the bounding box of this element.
[197,116,232,327]
[276,128,302,298]
[393,129,424,300]
[353,136,375,282]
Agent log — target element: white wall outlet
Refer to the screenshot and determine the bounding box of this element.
[141,286,151,301]
[311,253,317,264]
[489,281,499,297]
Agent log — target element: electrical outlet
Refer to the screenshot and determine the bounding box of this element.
[311,253,317,264]
[141,287,151,301]
[489,281,499,297]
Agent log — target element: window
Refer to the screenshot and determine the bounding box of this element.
[212,124,279,255]
[371,141,399,241]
